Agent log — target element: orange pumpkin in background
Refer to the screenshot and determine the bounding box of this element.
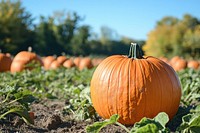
[10,51,43,73]
[57,55,67,65]
[170,56,181,66]
[63,58,75,68]
[159,57,170,65]
[92,58,104,67]
[49,60,61,70]
[90,43,181,125]
[78,57,93,70]
[187,60,199,69]
[43,56,56,70]
[73,57,82,67]
[171,58,187,71]
[0,53,12,72]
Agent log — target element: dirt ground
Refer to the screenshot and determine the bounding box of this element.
[0,99,127,133]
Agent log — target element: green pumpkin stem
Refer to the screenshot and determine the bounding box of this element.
[128,43,143,59]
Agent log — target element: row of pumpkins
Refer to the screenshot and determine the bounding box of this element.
[159,56,199,71]
[0,51,103,73]
[0,51,199,73]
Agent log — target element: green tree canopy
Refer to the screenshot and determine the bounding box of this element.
[144,14,200,59]
[34,11,82,56]
[0,0,34,54]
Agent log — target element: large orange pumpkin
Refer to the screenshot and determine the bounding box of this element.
[90,43,181,125]
[10,51,43,73]
[0,53,12,72]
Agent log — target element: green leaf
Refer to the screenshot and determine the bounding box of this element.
[190,126,200,133]
[132,123,159,133]
[183,114,193,123]
[131,113,170,133]
[133,117,154,128]
[0,106,34,124]
[154,112,169,128]
[86,114,119,133]
[189,115,200,127]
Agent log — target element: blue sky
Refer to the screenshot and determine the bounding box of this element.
[22,0,200,40]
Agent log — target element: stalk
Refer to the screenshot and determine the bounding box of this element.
[128,43,143,59]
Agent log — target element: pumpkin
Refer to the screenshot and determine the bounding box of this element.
[78,57,93,70]
[73,57,82,67]
[57,56,67,65]
[43,56,56,70]
[159,57,170,65]
[187,60,199,69]
[92,58,104,67]
[63,59,75,68]
[170,56,180,66]
[171,58,187,71]
[90,43,181,125]
[0,53,12,72]
[10,51,43,73]
[49,60,61,69]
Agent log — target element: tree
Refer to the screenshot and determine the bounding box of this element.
[70,25,91,55]
[100,26,120,44]
[54,12,81,52]
[34,11,81,55]
[34,16,63,56]
[144,14,200,58]
[0,0,34,54]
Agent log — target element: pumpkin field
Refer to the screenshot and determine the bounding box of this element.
[0,45,199,133]
[0,1,200,132]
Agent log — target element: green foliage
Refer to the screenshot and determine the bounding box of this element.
[0,0,35,54]
[86,114,120,133]
[0,67,97,122]
[0,83,35,124]
[130,112,170,133]
[86,112,170,133]
[144,14,200,58]
[178,69,200,106]
[0,0,143,56]
[177,105,200,133]
[0,64,199,132]
[34,12,81,55]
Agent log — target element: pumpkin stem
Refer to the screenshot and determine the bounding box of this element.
[128,43,143,59]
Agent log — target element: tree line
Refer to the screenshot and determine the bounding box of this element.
[144,14,200,59]
[0,0,143,56]
[0,0,199,58]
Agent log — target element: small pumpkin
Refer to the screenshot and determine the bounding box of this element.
[159,57,170,65]
[0,53,12,72]
[187,60,199,69]
[63,58,75,68]
[171,58,187,71]
[73,57,82,67]
[49,60,61,70]
[10,51,43,73]
[57,55,67,65]
[92,58,104,67]
[90,43,181,125]
[43,56,56,70]
[78,57,93,70]
[170,56,180,66]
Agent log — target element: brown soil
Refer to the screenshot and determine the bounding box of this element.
[0,99,127,133]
